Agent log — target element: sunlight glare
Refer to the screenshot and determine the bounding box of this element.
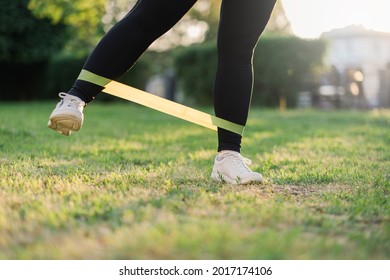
[281,0,390,38]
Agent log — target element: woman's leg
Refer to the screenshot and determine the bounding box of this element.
[214,0,276,152]
[69,0,197,103]
[48,0,197,135]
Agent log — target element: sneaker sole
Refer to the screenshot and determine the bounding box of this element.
[48,115,82,136]
[210,172,263,185]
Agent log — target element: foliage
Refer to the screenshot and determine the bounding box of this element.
[0,0,107,100]
[0,103,389,259]
[41,51,157,101]
[190,0,221,41]
[42,54,87,100]
[0,61,47,100]
[0,0,306,102]
[253,36,326,107]
[28,0,107,53]
[174,36,326,107]
[0,0,67,64]
[174,43,218,105]
[0,0,69,100]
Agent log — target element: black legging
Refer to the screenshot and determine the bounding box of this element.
[69,0,276,152]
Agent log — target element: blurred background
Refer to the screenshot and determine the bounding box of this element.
[1,0,389,109]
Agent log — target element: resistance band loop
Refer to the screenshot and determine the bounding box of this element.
[77,69,245,135]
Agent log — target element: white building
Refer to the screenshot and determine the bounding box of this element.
[321,25,390,107]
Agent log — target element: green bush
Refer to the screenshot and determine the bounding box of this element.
[43,52,155,101]
[0,0,67,64]
[174,36,326,107]
[174,43,217,105]
[253,36,326,107]
[43,55,87,100]
[0,0,67,100]
[0,61,47,100]
[118,51,160,90]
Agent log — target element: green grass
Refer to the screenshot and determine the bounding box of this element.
[0,101,389,260]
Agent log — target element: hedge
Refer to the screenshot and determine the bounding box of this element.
[174,36,326,107]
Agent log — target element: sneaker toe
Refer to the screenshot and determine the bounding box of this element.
[238,172,263,184]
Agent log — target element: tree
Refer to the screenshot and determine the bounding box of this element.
[0,0,67,63]
[174,37,326,107]
[147,0,293,51]
[253,36,326,107]
[28,0,107,56]
[145,0,220,51]
[0,0,71,100]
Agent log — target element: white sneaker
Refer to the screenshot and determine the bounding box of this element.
[48,93,85,136]
[211,150,263,185]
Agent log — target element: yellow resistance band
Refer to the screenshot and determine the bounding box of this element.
[78,69,245,135]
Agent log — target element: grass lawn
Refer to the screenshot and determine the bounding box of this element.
[0,101,389,259]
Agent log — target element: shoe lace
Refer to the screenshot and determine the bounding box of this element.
[59,92,85,109]
[227,153,252,175]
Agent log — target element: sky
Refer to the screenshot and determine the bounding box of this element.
[281,0,390,38]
